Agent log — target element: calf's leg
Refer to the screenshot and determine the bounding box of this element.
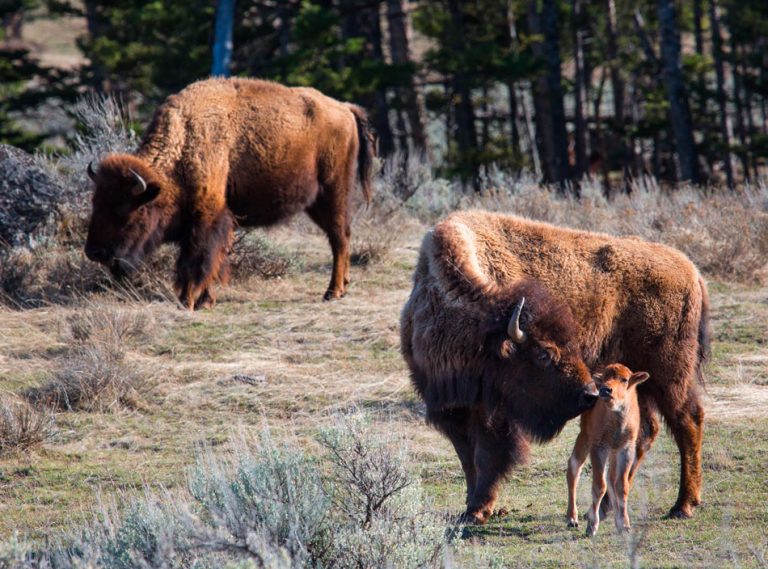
[586,447,609,537]
[566,428,590,528]
[612,447,634,532]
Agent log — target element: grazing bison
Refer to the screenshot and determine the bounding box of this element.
[566,363,650,536]
[85,78,375,309]
[401,210,710,523]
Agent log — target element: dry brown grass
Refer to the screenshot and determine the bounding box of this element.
[0,393,55,456]
[23,304,153,412]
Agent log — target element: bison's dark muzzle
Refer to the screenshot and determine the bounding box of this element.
[578,384,600,412]
[85,244,112,264]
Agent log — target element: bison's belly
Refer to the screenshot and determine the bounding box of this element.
[226,177,320,227]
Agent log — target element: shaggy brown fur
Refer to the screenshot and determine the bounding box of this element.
[566,364,650,536]
[401,210,710,522]
[84,78,375,309]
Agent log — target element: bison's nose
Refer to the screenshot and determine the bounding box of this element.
[599,386,613,398]
[578,384,599,411]
[85,244,111,263]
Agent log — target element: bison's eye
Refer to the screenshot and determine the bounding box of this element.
[533,349,552,368]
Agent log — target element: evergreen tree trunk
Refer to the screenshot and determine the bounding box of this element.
[447,0,479,188]
[507,82,521,156]
[709,0,734,189]
[342,0,395,157]
[657,0,700,183]
[529,0,570,188]
[693,0,707,115]
[386,0,427,154]
[731,36,751,181]
[571,0,588,179]
[212,0,235,77]
[83,0,106,91]
[606,0,628,183]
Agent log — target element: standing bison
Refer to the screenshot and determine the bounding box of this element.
[85,78,375,309]
[401,210,710,523]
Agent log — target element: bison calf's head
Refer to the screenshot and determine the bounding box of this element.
[493,289,598,440]
[592,364,649,412]
[84,155,167,277]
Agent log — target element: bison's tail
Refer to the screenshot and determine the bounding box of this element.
[349,104,375,204]
[696,275,711,387]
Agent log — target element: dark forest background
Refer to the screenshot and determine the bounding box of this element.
[2,0,767,191]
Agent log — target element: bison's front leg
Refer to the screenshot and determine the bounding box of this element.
[176,210,233,310]
[429,408,478,507]
[466,420,529,524]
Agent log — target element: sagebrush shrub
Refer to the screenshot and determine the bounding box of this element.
[230,231,304,281]
[0,415,451,569]
[0,394,55,457]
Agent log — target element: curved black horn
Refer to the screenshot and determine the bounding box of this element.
[507,297,527,344]
[87,162,97,181]
[128,168,147,195]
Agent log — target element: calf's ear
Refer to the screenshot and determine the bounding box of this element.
[629,371,650,387]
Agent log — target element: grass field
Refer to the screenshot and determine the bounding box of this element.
[1,219,767,568]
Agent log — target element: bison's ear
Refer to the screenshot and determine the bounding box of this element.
[629,371,650,387]
[497,338,518,359]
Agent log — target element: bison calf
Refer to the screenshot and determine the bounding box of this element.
[566,364,650,536]
[84,78,375,309]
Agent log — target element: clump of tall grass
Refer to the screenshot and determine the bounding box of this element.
[25,304,152,412]
[0,414,451,568]
[0,393,55,457]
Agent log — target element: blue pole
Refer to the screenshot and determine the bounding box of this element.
[212,0,235,77]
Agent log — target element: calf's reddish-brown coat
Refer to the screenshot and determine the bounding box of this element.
[401,210,709,523]
[566,364,650,536]
[84,78,375,309]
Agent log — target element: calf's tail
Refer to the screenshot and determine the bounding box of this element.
[349,104,376,204]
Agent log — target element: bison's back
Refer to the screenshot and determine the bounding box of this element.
[427,211,706,379]
[138,78,359,226]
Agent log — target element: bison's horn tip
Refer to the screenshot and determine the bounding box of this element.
[508,296,527,344]
[128,168,148,194]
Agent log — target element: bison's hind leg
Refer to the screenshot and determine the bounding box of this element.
[306,194,351,301]
[661,389,705,519]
